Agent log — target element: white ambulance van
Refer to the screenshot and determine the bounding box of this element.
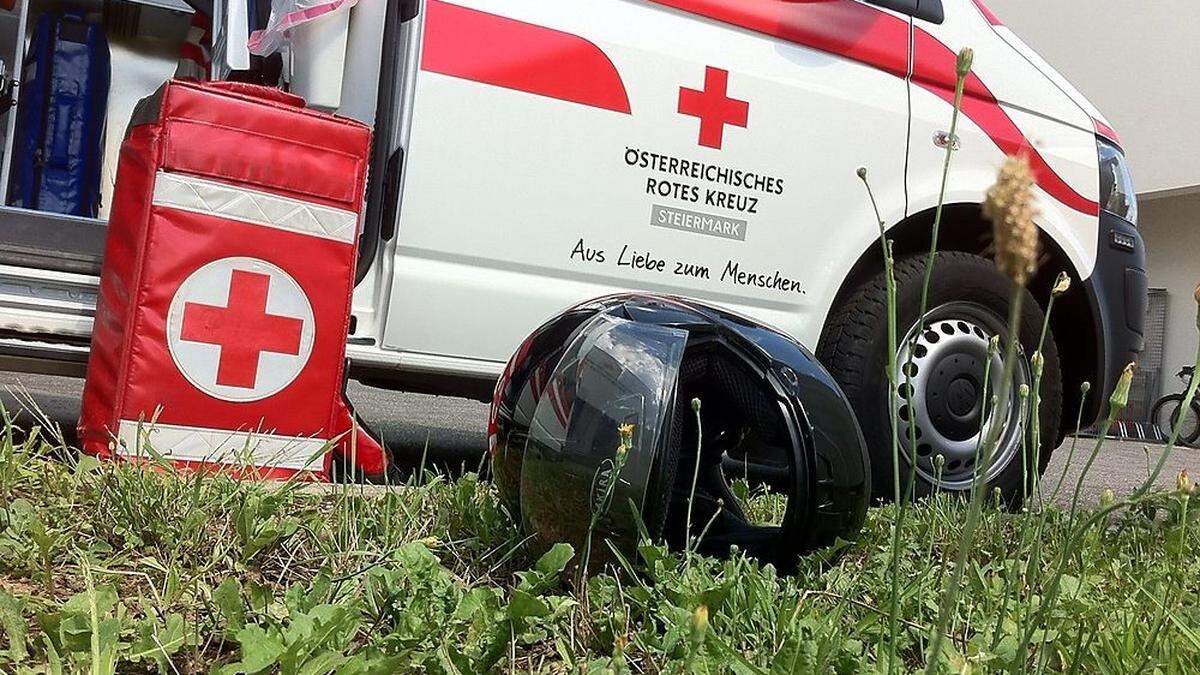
[0,0,1145,500]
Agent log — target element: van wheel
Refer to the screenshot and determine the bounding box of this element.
[818,252,1062,505]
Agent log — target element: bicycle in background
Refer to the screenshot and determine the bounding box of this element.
[1150,366,1200,446]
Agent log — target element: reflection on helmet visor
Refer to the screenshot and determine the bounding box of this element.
[522,315,687,552]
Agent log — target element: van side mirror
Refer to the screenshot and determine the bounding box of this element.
[863,0,945,24]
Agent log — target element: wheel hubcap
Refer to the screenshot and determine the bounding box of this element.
[893,304,1030,490]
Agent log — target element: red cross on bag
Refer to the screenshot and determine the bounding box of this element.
[79,80,386,480]
[179,269,306,389]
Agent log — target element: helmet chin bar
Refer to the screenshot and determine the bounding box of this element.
[654,339,809,570]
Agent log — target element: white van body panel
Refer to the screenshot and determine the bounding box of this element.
[385,0,912,363]
[371,0,1104,372]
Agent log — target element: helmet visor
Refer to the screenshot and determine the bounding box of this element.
[520,313,687,556]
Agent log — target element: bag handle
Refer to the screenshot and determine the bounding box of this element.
[204,81,307,108]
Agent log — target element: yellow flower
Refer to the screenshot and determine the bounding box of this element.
[690,605,709,648]
[1178,469,1194,496]
[616,424,636,459]
[983,156,1040,286]
[617,423,635,442]
[1099,488,1115,508]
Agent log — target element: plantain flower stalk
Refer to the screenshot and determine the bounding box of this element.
[984,156,1041,286]
[928,151,1044,675]
[858,165,905,675]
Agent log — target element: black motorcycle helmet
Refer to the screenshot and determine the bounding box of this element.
[489,294,870,571]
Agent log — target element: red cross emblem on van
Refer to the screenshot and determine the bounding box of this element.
[678,66,749,150]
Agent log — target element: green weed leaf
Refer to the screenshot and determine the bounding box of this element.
[507,589,550,621]
[535,543,574,577]
[230,624,285,674]
[213,578,246,633]
[0,589,27,661]
[128,613,186,670]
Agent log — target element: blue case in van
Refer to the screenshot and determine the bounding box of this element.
[8,10,110,217]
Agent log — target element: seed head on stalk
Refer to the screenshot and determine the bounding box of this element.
[984,156,1040,286]
[957,47,975,79]
[1052,271,1071,298]
[1110,362,1136,414]
[1099,488,1115,508]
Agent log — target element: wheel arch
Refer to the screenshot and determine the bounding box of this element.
[817,202,1101,438]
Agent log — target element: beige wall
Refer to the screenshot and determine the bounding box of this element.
[1138,193,1199,394]
[988,0,1200,196]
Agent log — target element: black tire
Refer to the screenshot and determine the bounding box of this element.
[1150,395,1200,445]
[818,252,1063,505]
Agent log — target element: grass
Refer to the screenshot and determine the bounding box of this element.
[0,418,1198,673]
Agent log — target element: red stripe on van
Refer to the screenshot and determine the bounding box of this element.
[421,0,631,114]
[648,0,910,78]
[911,31,1099,216]
[970,0,1003,26]
[648,0,1098,215]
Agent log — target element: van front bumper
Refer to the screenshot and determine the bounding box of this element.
[1082,210,1147,421]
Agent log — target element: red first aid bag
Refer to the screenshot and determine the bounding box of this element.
[79,79,385,480]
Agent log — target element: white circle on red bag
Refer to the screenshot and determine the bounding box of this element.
[166,257,315,402]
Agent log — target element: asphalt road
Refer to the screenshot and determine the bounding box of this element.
[1,371,1195,505]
